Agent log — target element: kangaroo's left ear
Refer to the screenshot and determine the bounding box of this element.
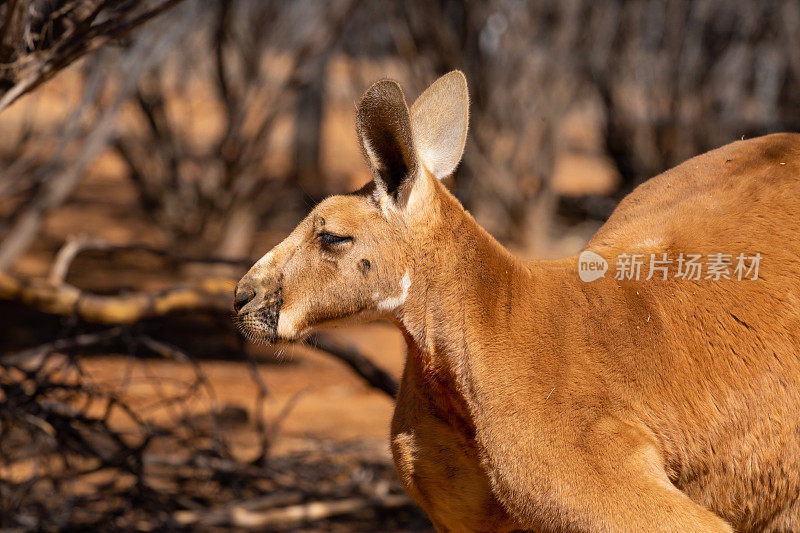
[356,79,418,200]
[409,70,470,180]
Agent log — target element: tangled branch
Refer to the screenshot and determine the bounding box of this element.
[0,331,414,530]
[0,234,409,528]
[0,0,186,113]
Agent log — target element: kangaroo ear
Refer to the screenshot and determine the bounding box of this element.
[410,70,469,180]
[356,79,418,199]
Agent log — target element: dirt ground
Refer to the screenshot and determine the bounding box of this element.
[1,75,436,530]
[79,322,406,459]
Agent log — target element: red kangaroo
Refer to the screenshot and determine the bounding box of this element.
[235,71,800,532]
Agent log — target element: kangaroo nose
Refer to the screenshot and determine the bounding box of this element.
[233,287,256,313]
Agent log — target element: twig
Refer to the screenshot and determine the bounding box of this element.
[0,14,187,271]
[49,235,253,284]
[265,388,309,450]
[136,334,231,456]
[49,234,102,284]
[307,333,398,398]
[172,491,304,526]
[0,327,122,367]
[0,0,187,113]
[245,349,271,465]
[5,263,399,402]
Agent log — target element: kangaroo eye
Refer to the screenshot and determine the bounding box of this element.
[319,232,352,246]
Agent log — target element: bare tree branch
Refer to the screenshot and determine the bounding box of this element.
[48,234,253,285]
[0,13,189,270]
[0,327,122,367]
[0,270,235,324]
[0,0,187,113]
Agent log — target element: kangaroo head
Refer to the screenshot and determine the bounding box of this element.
[234,71,469,342]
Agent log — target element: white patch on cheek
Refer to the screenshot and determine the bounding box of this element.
[375,271,411,313]
[277,306,302,339]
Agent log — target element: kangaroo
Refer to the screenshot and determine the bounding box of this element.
[234,71,800,532]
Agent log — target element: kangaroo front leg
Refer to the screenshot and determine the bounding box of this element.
[574,467,734,533]
[492,420,733,532]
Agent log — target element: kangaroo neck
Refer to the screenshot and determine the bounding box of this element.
[396,183,544,393]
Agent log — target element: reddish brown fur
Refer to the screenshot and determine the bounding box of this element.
[236,71,800,532]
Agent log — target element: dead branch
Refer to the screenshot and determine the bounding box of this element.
[0,0,187,113]
[172,491,304,526]
[113,0,358,257]
[49,234,253,284]
[307,333,399,398]
[1,333,417,529]
[0,270,235,324]
[3,237,399,399]
[0,327,121,368]
[1,267,399,399]
[173,493,412,529]
[0,337,263,530]
[0,14,190,271]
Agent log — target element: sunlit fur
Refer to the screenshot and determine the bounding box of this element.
[236,71,800,532]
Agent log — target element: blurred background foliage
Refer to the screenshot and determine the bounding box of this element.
[2,0,800,530]
[3,0,800,265]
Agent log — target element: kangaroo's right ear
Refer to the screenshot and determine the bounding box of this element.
[356,79,418,201]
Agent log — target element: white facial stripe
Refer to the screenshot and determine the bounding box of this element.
[254,251,275,269]
[376,271,411,313]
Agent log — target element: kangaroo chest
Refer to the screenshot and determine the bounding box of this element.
[390,362,518,532]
